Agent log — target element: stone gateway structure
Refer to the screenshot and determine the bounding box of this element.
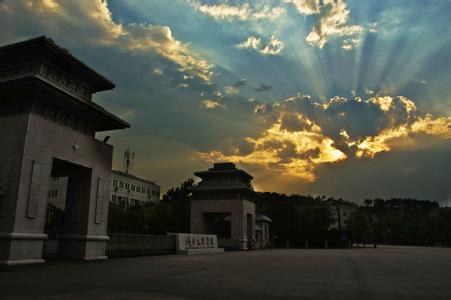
[191,163,255,250]
[0,37,129,265]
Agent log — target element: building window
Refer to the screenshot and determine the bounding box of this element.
[137,186,141,193]
[112,194,117,202]
[125,183,130,190]
[113,180,118,187]
[119,181,124,188]
[131,185,135,191]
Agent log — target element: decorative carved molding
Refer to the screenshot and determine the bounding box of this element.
[31,103,95,137]
[0,64,38,81]
[39,64,92,101]
[0,63,92,101]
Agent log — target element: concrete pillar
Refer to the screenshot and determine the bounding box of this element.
[0,157,52,265]
[189,202,202,234]
[239,213,248,250]
[0,114,50,265]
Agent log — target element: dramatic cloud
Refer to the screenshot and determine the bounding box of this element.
[198,119,346,181]
[285,0,321,15]
[125,25,213,81]
[0,0,213,81]
[3,0,451,203]
[190,1,285,22]
[286,0,365,49]
[237,35,284,55]
[197,94,451,181]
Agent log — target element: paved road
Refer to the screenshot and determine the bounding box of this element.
[1,246,451,299]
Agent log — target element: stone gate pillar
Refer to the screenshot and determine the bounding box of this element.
[0,36,129,265]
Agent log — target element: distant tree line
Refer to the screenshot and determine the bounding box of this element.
[108,179,195,234]
[107,179,451,247]
[254,192,336,247]
[352,198,451,246]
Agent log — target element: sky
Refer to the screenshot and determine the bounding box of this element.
[1,0,451,204]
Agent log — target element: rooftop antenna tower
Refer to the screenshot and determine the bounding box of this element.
[123,147,135,174]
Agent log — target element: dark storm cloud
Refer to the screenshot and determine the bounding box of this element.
[233,78,247,87]
[254,83,273,92]
[268,94,429,143]
[279,113,312,132]
[307,138,451,203]
[271,94,389,141]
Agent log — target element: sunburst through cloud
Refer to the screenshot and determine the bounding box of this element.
[2,0,451,203]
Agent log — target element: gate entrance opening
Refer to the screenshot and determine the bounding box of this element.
[43,158,93,259]
[203,213,231,239]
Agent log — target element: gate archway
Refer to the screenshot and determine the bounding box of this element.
[0,37,129,265]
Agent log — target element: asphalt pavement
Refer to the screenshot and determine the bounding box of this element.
[1,245,450,299]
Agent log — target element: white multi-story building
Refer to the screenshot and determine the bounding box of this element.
[48,170,160,210]
[329,202,357,230]
[110,170,160,206]
[48,176,68,210]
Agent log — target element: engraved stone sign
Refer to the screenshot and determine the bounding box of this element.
[168,233,224,255]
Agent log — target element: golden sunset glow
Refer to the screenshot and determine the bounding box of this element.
[198,95,451,181]
[355,125,412,158]
[197,113,347,182]
[201,99,222,109]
